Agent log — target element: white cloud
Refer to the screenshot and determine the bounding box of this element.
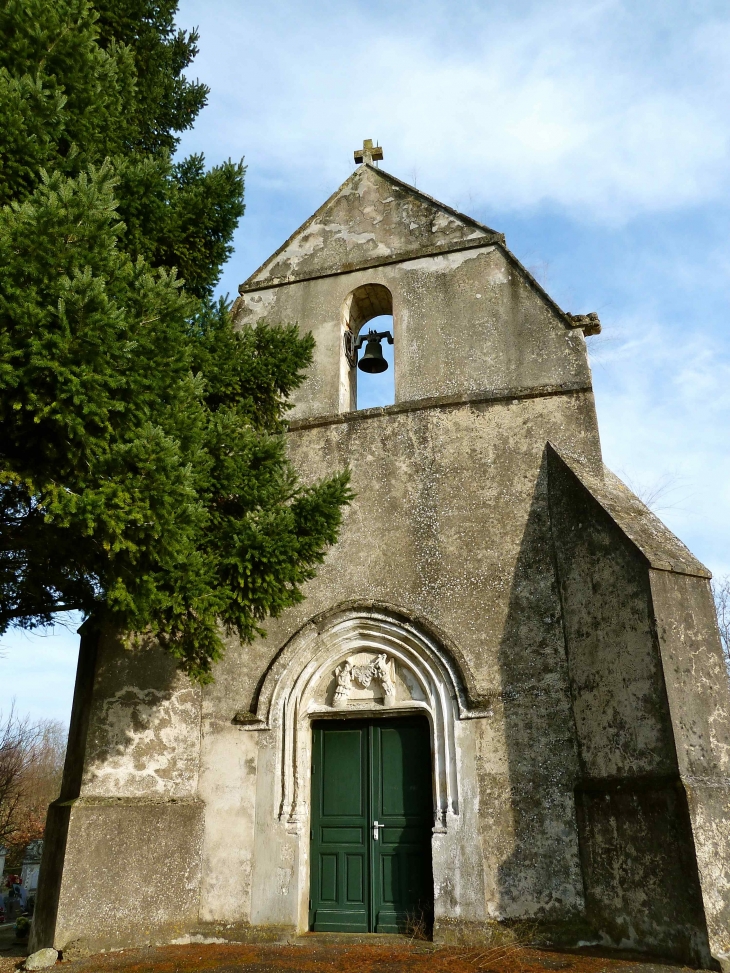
[178,0,730,222]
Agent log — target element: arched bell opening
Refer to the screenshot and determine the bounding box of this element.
[340,284,395,412]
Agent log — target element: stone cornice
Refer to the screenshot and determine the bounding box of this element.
[287,380,594,432]
[237,236,503,293]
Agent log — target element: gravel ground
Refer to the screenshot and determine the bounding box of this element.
[0,936,708,973]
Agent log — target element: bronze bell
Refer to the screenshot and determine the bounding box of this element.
[358,336,388,373]
[356,328,393,373]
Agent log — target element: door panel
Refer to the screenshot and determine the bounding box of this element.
[346,854,364,901]
[371,719,433,933]
[309,717,433,933]
[320,854,337,902]
[322,728,365,816]
[310,723,369,931]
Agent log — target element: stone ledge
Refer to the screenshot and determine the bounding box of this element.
[54,796,204,807]
[288,381,594,432]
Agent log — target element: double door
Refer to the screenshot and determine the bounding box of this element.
[309,716,433,933]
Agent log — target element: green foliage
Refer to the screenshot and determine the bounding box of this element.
[117,152,245,299]
[0,0,244,298]
[0,0,351,679]
[0,0,134,206]
[91,0,208,154]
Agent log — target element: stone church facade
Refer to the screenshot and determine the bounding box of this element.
[33,152,730,968]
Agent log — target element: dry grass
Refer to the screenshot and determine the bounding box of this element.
[461,941,532,972]
[403,909,433,942]
[439,921,540,973]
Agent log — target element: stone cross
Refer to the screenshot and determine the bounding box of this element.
[354,138,383,165]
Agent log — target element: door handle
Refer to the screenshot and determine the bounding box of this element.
[372,820,385,841]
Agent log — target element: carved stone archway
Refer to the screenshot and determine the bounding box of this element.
[246,605,468,835]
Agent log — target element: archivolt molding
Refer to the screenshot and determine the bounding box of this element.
[244,606,470,833]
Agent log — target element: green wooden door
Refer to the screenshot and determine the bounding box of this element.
[370,719,434,932]
[309,722,370,931]
[309,717,433,933]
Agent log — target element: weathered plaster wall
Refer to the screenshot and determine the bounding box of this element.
[275,394,601,701]
[650,572,730,785]
[650,570,730,967]
[31,630,206,955]
[236,391,601,939]
[79,632,202,799]
[574,783,710,963]
[197,643,260,931]
[432,717,488,942]
[547,454,678,780]
[549,453,730,966]
[52,800,205,957]
[245,165,498,287]
[249,731,299,930]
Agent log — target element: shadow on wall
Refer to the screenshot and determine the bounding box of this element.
[483,449,712,963]
[481,450,586,940]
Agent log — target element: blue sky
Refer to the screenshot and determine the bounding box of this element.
[2,0,729,723]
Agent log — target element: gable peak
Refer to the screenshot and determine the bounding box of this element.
[241,163,503,291]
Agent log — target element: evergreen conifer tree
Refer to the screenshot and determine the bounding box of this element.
[0,0,351,679]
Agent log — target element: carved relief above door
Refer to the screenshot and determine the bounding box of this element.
[332,653,397,708]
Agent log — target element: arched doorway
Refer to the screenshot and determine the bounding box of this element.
[245,604,474,935]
